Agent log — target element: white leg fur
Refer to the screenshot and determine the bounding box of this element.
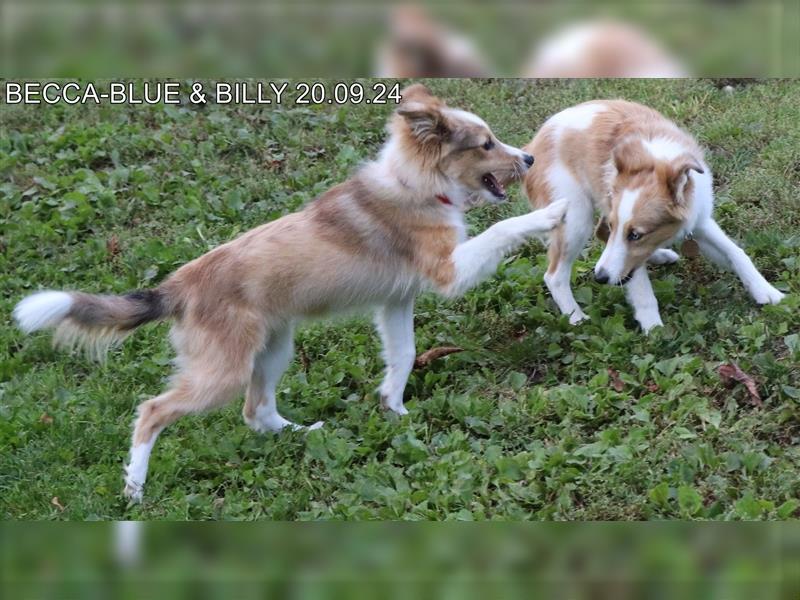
[13,291,73,333]
[244,325,324,433]
[375,299,416,415]
[124,434,158,502]
[544,196,594,324]
[694,219,785,304]
[446,199,568,297]
[625,266,663,333]
[647,248,680,265]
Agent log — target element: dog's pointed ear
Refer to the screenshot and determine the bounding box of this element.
[397,101,450,144]
[399,83,436,104]
[667,158,704,203]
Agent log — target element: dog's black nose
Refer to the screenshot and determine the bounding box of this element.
[594,269,610,284]
[523,154,534,167]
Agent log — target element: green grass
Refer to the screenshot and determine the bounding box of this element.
[1,79,799,521]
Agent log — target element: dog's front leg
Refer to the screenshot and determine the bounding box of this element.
[375,298,416,415]
[694,219,785,305]
[625,266,663,333]
[444,199,568,297]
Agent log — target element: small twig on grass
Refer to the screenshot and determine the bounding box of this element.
[414,346,464,368]
[718,362,762,407]
[298,346,311,373]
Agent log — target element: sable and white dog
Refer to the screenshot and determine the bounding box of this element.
[523,100,785,331]
[13,84,567,501]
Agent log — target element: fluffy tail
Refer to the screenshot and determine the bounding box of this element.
[13,288,173,360]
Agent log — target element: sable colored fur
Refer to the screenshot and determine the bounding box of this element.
[14,84,567,501]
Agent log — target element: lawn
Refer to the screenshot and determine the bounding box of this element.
[1,79,798,521]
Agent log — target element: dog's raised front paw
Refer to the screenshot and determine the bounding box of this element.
[539,198,569,230]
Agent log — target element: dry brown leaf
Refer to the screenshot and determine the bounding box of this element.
[718,363,762,406]
[414,346,463,368]
[106,234,120,258]
[51,496,65,511]
[608,368,624,392]
[645,381,660,393]
[39,413,53,425]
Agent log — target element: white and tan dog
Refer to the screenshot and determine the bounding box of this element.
[13,84,566,501]
[523,100,785,331]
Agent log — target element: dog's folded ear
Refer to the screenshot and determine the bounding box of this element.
[397,100,450,144]
[613,142,649,175]
[666,158,704,203]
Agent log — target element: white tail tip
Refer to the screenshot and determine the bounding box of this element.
[13,291,74,333]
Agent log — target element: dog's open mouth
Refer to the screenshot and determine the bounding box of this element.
[481,173,506,200]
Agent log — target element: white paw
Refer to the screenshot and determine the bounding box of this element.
[381,395,409,415]
[638,315,664,334]
[123,480,144,503]
[752,285,785,305]
[568,310,588,325]
[245,413,309,434]
[306,421,324,432]
[648,249,680,265]
[539,198,569,230]
[243,414,272,433]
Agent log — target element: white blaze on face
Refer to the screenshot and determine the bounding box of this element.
[596,188,640,282]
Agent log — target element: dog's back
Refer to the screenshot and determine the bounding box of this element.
[523,100,704,214]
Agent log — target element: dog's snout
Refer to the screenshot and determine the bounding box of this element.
[523,153,534,167]
[594,269,610,284]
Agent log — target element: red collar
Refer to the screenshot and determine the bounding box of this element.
[435,194,453,206]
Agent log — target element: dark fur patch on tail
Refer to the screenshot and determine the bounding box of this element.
[68,288,167,331]
[121,289,166,329]
[54,287,173,360]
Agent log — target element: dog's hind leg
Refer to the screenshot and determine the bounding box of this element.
[124,317,266,501]
[124,368,249,502]
[694,219,785,305]
[543,195,594,324]
[374,298,416,416]
[242,323,323,433]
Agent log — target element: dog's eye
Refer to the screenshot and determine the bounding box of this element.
[482,140,494,151]
[627,230,642,242]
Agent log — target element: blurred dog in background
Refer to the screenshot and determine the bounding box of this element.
[377,6,687,78]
